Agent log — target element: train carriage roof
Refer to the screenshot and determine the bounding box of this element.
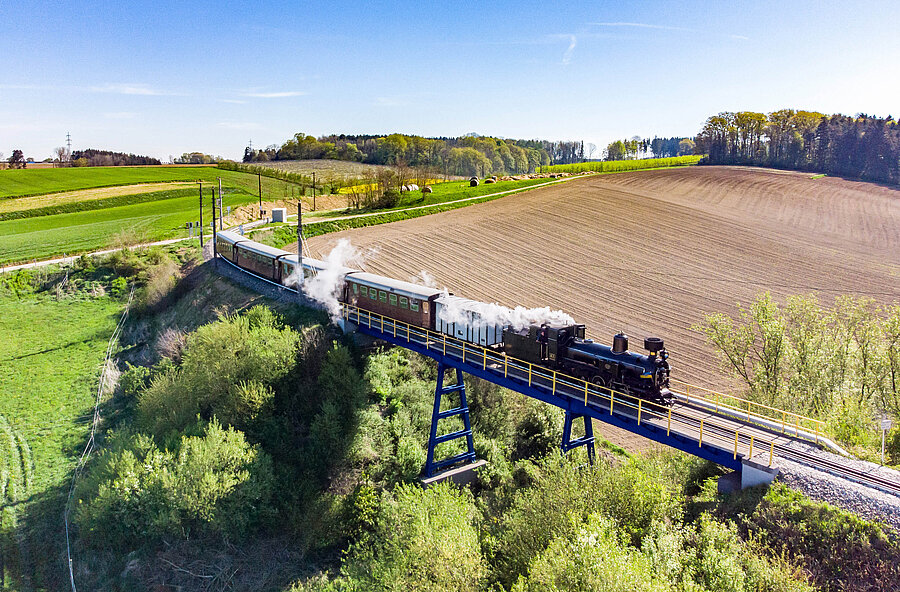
[234,239,293,260]
[346,272,444,301]
[216,230,243,244]
[278,254,360,277]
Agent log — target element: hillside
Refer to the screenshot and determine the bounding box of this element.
[305,166,900,391]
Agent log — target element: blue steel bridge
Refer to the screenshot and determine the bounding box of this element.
[217,254,899,495]
[339,303,835,487]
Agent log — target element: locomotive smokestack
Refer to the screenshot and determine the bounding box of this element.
[644,337,664,358]
[612,333,628,354]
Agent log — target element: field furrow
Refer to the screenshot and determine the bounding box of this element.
[304,166,900,391]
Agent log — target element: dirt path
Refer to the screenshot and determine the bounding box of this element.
[305,166,900,395]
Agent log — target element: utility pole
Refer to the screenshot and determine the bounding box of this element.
[297,196,303,291]
[312,172,316,211]
[211,187,217,259]
[258,173,262,217]
[198,182,204,250]
[217,177,224,230]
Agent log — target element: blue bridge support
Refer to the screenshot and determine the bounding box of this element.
[425,364,476,478]
[562,411,595,464]
[347,307,745,475]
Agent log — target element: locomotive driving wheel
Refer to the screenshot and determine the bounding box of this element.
[590,375,607,390]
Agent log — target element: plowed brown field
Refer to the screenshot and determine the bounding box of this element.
[304,166,900,394]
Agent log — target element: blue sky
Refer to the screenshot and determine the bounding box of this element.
[2,1,898,161]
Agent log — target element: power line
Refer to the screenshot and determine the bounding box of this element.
[64,285,133,592]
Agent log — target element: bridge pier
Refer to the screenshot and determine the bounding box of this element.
[718,459,780,494]
[424,363,477,478]
[561,411,595,464]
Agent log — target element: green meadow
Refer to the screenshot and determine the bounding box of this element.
[0,187,257,264]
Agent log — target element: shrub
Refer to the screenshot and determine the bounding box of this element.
[135,255,180,311]
[513,514,659,592]
[109,276,128,298]
[341,483,483,591]
[75,421,274,548]
[493,455,683,586]
[137,306,300,438]
[512,401,563,461]
[0,270,34,297]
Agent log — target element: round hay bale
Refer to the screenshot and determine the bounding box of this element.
[485,178,495,184]
[470,177,479,187]
[422,185,433,194]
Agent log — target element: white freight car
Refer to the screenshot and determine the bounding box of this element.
[434,295,506,347]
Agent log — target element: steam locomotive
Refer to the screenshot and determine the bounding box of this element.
[215,230,672,403]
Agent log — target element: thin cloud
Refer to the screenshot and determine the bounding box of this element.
[591,22,692,32]
[590,21,749,41]
[562,34,577,65]
[216,121,262,130]
[104,112,137,119]
[374,96,409,107]
[240,90,307,98]
[89,83,183,96]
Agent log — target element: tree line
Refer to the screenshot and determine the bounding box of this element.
[242,133,597,177]
[69,148,161,167]
[604,136,694,161]
[696,110,900,184]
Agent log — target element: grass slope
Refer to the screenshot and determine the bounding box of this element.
[0,187,257,264]
[0,290,121,493]
[0,166,222,199]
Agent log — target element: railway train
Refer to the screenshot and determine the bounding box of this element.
[215,230,672,403]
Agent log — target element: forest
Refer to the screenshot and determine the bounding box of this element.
[695,110,900,184]
[244,133,563,176]
[69,148,161,167]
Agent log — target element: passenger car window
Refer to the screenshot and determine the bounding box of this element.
[389,294,397,306]
[379,291,387,302]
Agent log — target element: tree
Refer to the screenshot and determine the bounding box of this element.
[53,146,69,166]
[605,140,626,161]
[7,150,25,169]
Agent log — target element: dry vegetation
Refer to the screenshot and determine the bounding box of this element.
[306,166,900,392]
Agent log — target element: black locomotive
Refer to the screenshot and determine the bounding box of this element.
[504,323,672,402]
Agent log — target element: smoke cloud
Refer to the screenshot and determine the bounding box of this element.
[286,239,366,321]
[410,270,438,288]
[437,291,575,332]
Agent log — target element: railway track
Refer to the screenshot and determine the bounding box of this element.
[216,255,900,499]
[675,401,900,498]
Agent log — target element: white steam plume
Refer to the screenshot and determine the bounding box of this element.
[410,270,437,288]
[436,290,575,332]
[287,239,366,321]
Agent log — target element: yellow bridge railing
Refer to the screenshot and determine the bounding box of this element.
[342,304,786,467]
[669,379,825,445]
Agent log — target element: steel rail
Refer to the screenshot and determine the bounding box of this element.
[216,256,900,497]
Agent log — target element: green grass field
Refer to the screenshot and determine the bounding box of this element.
[309,176,561,218]
[543,155,702,173]
[0,187,257,264]
[0,165,317,201]
[0,288,122,494]
[0,166,220,199]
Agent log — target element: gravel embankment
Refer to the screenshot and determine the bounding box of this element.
[773,442,900,532]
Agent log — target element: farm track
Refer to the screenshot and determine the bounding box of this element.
[306,166,900,392]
